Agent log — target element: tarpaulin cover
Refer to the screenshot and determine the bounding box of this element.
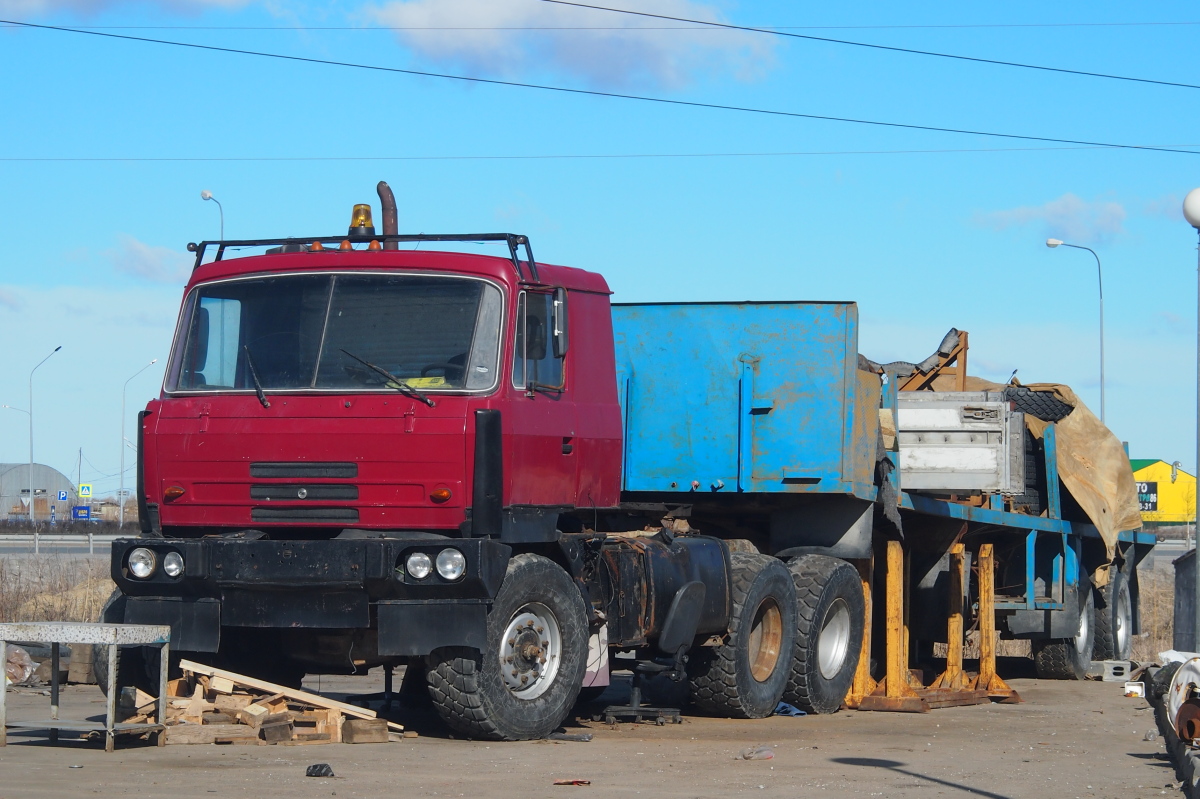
[929,376,1141,583]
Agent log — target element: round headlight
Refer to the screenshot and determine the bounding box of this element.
[128,547,156,579]
[163,551,185,578]
[436,548,466,581]
[406,552,432,580]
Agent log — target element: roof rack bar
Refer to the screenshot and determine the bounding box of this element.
[186,233,541,281]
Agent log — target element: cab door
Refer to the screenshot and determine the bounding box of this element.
[504,289,578,507]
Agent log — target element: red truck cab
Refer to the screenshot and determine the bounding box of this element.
[141,234,622,539]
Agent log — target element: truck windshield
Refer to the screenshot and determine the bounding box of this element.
[170,274,503,393]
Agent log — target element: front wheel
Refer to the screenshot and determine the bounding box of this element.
[783,555,864,714]
[687,553,797,719]
[426,553,588,740]
[1033,586,1095,680]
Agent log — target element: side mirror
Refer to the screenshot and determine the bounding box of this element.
[552,287,568,358]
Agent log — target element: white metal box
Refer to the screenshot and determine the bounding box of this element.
[897,391,1025,494]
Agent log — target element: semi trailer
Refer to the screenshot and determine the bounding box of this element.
[104,182,1154,739]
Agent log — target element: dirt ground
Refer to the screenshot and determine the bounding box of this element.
[0,665,1181,799]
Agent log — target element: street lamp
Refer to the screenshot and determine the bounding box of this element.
[120,359,158,528]
[1183,187,1200,650]
[1046,238,1106,423]
[28,346,62,526]
[201,190,224,240]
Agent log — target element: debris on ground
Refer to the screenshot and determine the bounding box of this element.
[5,644,36,686]
[124,659,403,746]
[553,779,591,785]
[740,745,774,760]
[774,702,807,717]
[305,763,336,777]
[547,732,594,742]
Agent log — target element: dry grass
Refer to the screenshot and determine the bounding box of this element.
[0,556,114,624]
[1133,564,1174,662]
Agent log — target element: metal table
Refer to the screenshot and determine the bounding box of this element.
[1,622,170,752]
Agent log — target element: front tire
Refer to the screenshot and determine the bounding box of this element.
[1034,586,1095,680]
[687,553,797,719]
[783,555,864,714]
[426,553,588,740]
[1093,569,1133,661]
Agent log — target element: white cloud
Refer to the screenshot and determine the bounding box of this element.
[0,288,23,311]
[2,0,246,16]
[974,192,1127,245]
[107,234,192,284]
[364,0,774,89]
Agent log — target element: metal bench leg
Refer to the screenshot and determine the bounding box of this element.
[50,642,59,743]
[157,642,169,746]
[105,644,117,753]
[1,637,7,747]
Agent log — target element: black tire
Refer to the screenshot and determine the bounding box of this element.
[1033,586,1095,680]
[1003,386,1073,423]
[783,555,864,715]
[687,553,797,719]
[426,553,589,740]
[93,590,157,697]
[1009,432,1046,515]
[1093,569,1133,661]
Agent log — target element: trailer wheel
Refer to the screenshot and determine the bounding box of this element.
[426,553,588,740]
[1033,587,1095,680]
[1093,570,1133,661]
[782,555,864,714]
[687,553,796,719]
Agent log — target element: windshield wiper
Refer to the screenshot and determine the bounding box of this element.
[339,349,436,408]
[242,346,271,408]
[527,381,564,397]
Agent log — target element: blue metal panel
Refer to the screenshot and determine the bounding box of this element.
[613,302,863,494]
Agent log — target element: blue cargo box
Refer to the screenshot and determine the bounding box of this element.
[612,302,880,499]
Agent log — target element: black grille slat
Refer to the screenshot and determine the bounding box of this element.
[251,508,360,522]
[250,462,358,479]
[250,485,359,501]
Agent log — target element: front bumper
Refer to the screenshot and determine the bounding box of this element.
[111,537,509,654]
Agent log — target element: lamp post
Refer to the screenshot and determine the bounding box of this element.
[1183,187,1200,650]
[28,346,62,527]
[201,190,224,240]
[120,359,158,528]
[1046,239,1106,423]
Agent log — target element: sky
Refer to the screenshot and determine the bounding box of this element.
[2,0,1200,496]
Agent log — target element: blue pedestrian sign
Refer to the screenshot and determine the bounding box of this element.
[72,506,91,521]
[57,490,67,502]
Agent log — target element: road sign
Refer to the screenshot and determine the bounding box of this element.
[50,506,56,525]
[57,490,67,502]
[72,506,90,520]
[78,483,92,498]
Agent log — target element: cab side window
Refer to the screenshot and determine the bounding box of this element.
[512,291,565,389]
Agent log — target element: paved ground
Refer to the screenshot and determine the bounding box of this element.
[0,664,1180,799]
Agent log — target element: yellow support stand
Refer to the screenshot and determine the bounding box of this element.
[971,543,1021,703]
[842,554,876,709]
[859,540,928,712]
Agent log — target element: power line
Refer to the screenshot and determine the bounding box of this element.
[5,144,1200,162]
[6,19,1198,157]
[538,0,1200,92]
[4,22,1200,31]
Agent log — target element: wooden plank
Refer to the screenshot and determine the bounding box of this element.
[179,660,376,720]
[166,724,258,745]
[236,704,270,728]
[208,676,236,695]
[343,718,389,744]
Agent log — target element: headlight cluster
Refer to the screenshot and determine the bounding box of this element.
[403,548,466,582]
[127,547,185,580]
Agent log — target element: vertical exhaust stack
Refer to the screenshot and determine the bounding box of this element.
[377,181,399,251]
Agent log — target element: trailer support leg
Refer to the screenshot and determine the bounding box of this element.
[859,540,928,712]
[930,543,966,691]
[973,543,1021,703]
[843,555,876,709]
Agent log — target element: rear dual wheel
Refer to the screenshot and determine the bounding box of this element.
[687,553,797,719]
[784,555,864,714]
[1034,584,1095,680]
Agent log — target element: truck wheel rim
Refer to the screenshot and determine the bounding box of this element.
[499,602,562,700]
[747,598,783,682]
[818,598,852,680]
[1116,585,1132,656]
[1073,602,1091,656]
